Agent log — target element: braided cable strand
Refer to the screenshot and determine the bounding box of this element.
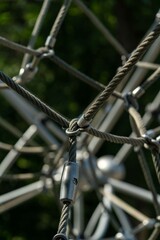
[128,106,146,136]
[57,202,71,234]
[83,23,160,122]
[50,0,72,38]
[87,126,146,146]
[22,0,51,68]
[137,149,160,215]
[46,0,72,48]
[54,120,79,239]
[68,119,78,163]
[152,151,160,184]
[128,109,160,214]
[51,55,123,99]
[0,72,69,128]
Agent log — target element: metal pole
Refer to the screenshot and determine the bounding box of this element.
[0,179,52,213]
[0,125,37,177]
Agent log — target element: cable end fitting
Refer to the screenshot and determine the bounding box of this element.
[77,114,91,128]
[19,63,38,83]
[45,35,56,49]
[132,86,145,98]
[143,134,160,152]
[60,161,79,203]
[124,92,139,110]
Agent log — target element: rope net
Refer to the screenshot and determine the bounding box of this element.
[0,1,160,240]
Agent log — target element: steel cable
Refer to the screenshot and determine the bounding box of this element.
[86,126,146,146]
[57,202,71,234]
[46,0,72,48]
[74,0,128,56]
[128,106,146,136]
[51,55,123,99]
[83,23,160,123]
[21,0,51,68]
[128,107,160,215]
[0,71,69,128]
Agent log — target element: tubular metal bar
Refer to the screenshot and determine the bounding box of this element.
[0,125,37,177]
[0,116,22,138]
[88,35,160,154]
[84,186,111,239]
[1,89,65,144]
[0,179,52,213]
[102,190,150,223]
[0,36,39,57]
[148,223,160,240]
[73,194,84,236]
[89,192,111,240]
[74,0,128,56]
[136,61,160,70]
[108,178,160,204]
[112,204,136,240]
[84,203,110,239]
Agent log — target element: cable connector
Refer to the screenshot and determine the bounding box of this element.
[45,35,56,49]
[143,134,160,153]
[60,161,79,203]
[18,63,38,83]
[124,92,139,110]
[132,86,145,98]
[77,114,91,128]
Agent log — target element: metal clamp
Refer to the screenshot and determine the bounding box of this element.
[45,35,56,49]
[143,134,160,152]
[77,114,92,128]
[124,92,139,110]
[19,63,38,82]
[60,161,79,203]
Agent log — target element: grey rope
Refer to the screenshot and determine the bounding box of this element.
[54,120,79,239]
[22,0,51,68]
[133,67,160,98]
[68,119,78,163]
[83,23,160,123]
[57,202,71,234]
[86,126,146,146]
[128,106,146,136]
[151,151,160,184]
[74,0,128,56]
[51,55,123,99]
[46,0,72,48]
[128,103,160,210]
[0,71,69,128]
[0,37,40,57]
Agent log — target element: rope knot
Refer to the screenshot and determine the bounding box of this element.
[36,47,54,59]
[143,134,160,153]
[66,117,90,137]
[124,92,139,110]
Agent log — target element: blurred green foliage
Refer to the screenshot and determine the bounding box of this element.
[0,0,159,239]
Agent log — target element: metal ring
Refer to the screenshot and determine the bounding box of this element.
[65,128,81,137]
[53,233,68,240]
